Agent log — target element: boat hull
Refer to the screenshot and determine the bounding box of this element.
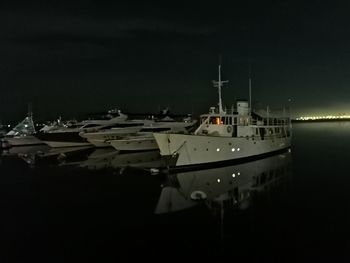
[2,136,45,148]
[153,133,291,168]
[35,132,92,148]
[80,127,142,148]
[110,137,158,151]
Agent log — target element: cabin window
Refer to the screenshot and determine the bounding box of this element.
[209,116,221,124]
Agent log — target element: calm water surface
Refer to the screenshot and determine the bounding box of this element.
[1,122,350,262]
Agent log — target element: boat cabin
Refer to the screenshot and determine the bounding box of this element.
[195,101,291,140]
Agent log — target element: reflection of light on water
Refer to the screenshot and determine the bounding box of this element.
[153,150,292,218]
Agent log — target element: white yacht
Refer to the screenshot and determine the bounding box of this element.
[79,119,155,147]
[153,65,292,169]
[35,110,129,148]
[109,119,197,151]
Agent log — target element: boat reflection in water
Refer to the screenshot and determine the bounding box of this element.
[0,144,292,260]
[155,150,292,214]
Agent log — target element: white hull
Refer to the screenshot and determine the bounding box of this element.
[80,127,142,148]
[2,136,44,147]
[110,136,158,151]
[43,141,92,148]
[154,133,291,167]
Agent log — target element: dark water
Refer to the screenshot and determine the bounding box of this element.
[1,122,350,262]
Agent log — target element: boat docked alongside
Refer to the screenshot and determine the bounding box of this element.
[35,110,130,148]
[79,119,155,148]
[108,119,197,151]
[153,64,292,169]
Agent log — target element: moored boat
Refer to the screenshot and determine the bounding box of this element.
[2,112,44,148]
[35,110,129,148]
[153,64,292,169]
[109,120,197,151]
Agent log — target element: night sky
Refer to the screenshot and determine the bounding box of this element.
[1,1,350,122]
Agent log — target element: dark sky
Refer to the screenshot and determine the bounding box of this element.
[1,0,350,121]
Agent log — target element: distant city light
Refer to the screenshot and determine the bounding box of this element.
[296,115,350,121]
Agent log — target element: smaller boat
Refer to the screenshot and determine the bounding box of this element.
[1,112,44,148]
[79,119,155,147]
[109,119,197,151]
[35,110,129,148]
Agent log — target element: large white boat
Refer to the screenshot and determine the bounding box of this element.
[109,119,197,151]
[153,65,292,169]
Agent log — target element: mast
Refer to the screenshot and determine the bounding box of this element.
[248,66,252,117]
[213,63,229,114]
[28,102,33,119]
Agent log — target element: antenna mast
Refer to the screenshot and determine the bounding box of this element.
[248,66,252,117]
[28,102,33,118]
[213,59,229,114]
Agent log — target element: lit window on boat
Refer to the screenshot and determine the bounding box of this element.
[231,148,235,152]
[216,117,221,125]
[237,148,240,151]
[217,179,221,183]
[232,173,236,178]
[216,148,220,152]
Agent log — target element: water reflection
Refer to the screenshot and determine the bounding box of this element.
[156,151,292,214]
[0,146,166,170]
[0,145,292,260]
